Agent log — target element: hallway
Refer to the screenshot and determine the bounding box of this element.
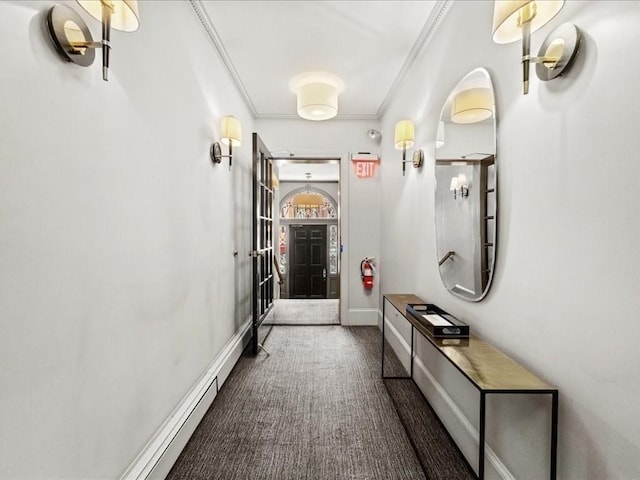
[270,299,340,325]
[167,326,474,480]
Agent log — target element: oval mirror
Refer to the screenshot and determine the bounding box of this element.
[435,68,496,301]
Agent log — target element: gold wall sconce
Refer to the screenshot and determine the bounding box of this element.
[211,116,242,169]
[492,0,581,94]
[394,120,415,176]
[450,173,469,199]
[46,1,140,81]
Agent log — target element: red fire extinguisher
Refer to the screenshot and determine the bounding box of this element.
[361,258,374,289]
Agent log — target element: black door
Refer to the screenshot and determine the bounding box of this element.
[251,133,274,355]
[290,225,327,298]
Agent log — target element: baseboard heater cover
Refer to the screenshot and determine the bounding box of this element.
[120,318,252,480]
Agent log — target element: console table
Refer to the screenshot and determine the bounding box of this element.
[382,293,558,480]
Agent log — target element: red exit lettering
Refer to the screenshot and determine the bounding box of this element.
[354,161,378,178]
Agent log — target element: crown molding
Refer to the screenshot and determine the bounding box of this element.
[376,0,452,118]
[190,0,451,121]
[189,0,259,117]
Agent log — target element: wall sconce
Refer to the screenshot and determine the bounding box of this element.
[211,116,242,169]
[492,0,581,94]
[394,120,415,176]
[450,173,469,199]
[46,1,140,81]
[451,88,494,124]
[289,72,345,121]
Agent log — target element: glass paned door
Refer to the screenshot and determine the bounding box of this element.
[251,133,275,355]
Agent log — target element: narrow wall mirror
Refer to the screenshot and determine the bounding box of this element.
[435,68,496,301]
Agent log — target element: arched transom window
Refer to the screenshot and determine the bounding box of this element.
[280,190,337,219]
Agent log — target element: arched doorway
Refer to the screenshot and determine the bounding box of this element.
[278,186,339,299]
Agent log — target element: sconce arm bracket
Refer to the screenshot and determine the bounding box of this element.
[210,142,234,169]
[46,4,96,67]
[535,23,581,82]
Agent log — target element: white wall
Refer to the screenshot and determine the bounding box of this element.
[256,119,382,325]
[380,1,640,478]
[0,1,254,477]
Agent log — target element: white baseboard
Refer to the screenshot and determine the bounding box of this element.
[343,308,379,326]
[120,318,253,480]
[382,316,515,480]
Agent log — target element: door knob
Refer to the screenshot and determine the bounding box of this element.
[323,268,327,280]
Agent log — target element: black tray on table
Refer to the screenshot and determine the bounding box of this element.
[406,303,469,338]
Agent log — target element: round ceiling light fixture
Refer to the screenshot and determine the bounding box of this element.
[289,71,345,121]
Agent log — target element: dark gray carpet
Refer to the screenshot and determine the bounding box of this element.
[384,380,475,480]
[167,326,474,480]
[269,299,339,325]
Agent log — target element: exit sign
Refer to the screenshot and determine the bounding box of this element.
[351,153,380,179]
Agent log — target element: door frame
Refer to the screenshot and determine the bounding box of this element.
[278,184,339,299]
[273,157,342,306]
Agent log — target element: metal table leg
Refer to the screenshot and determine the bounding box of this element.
[381,300,386,377]
[479,391,486,479]
[551,391,558,480]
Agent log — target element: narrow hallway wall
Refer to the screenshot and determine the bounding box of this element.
[379,1,640,478]
[0,1,254,477]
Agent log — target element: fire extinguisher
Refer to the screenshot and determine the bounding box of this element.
[361,258,374,290]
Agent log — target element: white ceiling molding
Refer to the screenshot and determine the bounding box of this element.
[189,0,259,117]
[376,0,452,118]
[190,0,451,121]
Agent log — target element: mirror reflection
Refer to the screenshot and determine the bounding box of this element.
[435,68,496,301]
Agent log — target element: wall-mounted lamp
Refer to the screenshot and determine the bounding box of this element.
[289,72,345,121]
[451,88,494,124]
[492,0,581,94]
[211,116,242,169]
[394,120,415,176]
[450,173,469,199]
[46,1,140,81]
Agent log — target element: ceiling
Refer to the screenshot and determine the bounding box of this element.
[194,1,448,120]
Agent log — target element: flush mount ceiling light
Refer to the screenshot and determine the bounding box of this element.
[492,0,581,94]
[46,1,140,81]
[289,72,345,121]
[451,88,494,124]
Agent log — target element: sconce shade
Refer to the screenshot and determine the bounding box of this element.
[451,88,493,124]
[450,176,459,191]
[220,116,242,147]
[394,120,415,150]
[77,0,140,31]
[289,72,344,121]
[492,0,564,44]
